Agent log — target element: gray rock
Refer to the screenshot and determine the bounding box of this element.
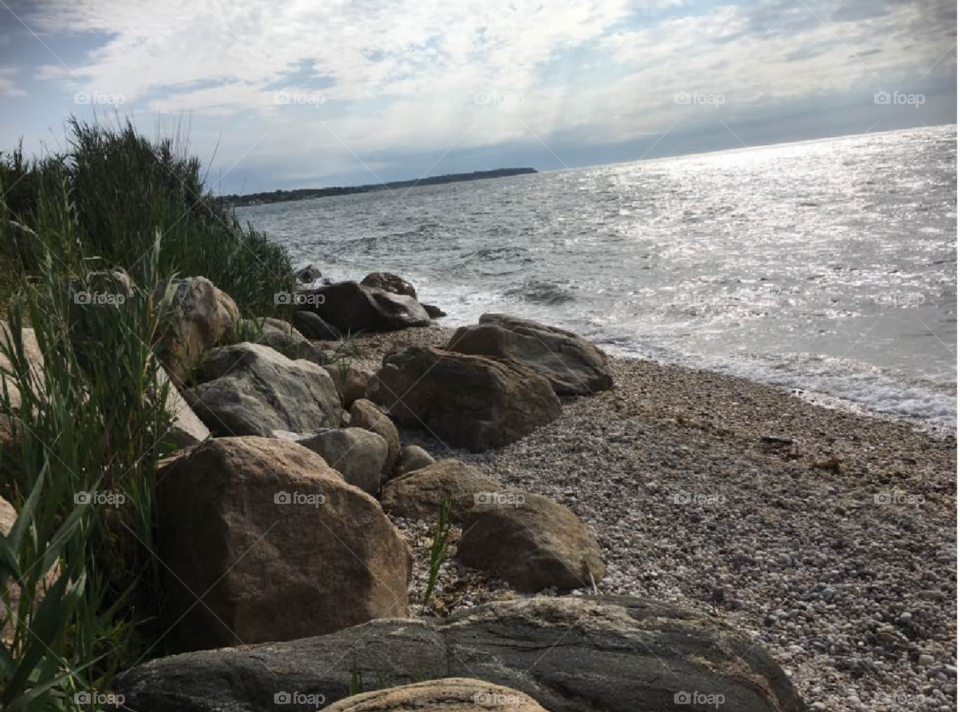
[349,399,399,477]
[459,492,606,592]
[239,318,325,363]
[367,347,561,452]
[448,313,613,396]
[159,369,210,449]
[396,444,435,477]
[300,281,429,333]
[295,427,387,495]
[184,343,342,437]
[115,596,806,712]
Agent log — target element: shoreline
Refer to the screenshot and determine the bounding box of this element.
[351,323,957,712]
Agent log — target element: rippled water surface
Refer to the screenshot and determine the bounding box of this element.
[238,126,958,427]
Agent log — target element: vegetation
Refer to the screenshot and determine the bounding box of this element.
[0,118,294,709]
[422,500,453,610]
[0,117,294,315]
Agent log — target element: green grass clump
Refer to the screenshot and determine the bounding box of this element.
[0,117,294,316]
[422,500,453,611]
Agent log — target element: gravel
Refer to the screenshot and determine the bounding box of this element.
[352,324,957,712]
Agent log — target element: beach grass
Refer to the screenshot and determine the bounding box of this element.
[0,117,294,316]
[0,117,295,708]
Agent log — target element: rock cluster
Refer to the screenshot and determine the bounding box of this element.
[0,269,817,712]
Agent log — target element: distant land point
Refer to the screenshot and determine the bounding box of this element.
[222,167,538,207]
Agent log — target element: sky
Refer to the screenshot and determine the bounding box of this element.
[0,0,956,193]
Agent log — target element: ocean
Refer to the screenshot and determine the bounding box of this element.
[237,125,958,428]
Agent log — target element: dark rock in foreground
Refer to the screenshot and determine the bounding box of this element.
[293,310,342,340]
[448,313,613,396]
[115,596,806,712]
[301,281,430,332]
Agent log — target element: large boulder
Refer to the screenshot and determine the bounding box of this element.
[156,277,240,383]
[396,444,435,477]
[294,427,387,495]
[381,459,502,522]
[458,492,605,592]
[367,347,561,452]
[360,272,418,301]
[183,343,342,437]
[325,679,549,712]
[349,399,399,477]
[301,281,429,333]
[293,311,341,340]
[0,323,43,411]
[155,437,412,652]
[115,596,806,712]
[448,314,613,396]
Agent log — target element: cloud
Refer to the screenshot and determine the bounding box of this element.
[6,0,957,188]
[0,67,26,97]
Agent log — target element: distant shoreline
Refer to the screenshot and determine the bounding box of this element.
[221,167,538,207]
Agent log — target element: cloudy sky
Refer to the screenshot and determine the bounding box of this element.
[0,0,956,192]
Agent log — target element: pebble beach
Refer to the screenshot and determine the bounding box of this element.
[353,323,958,712]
